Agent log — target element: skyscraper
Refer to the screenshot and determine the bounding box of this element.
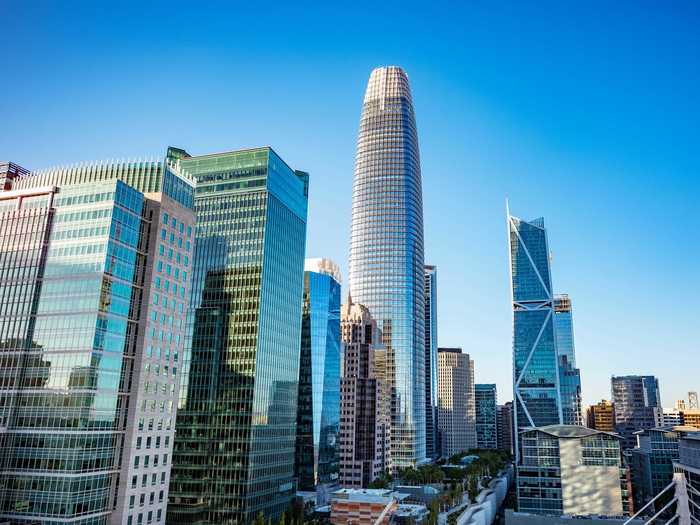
[166,147,308,524]
[507,213,562,460]
[338,299,392,488]
[295,258,342,496]
[554,294,583,426]
[424,265,438,459]
[0,158,195,525]
[436,348,476,457]
[611,375,661,451]
[349,66,426,467]
[475,384,498,450]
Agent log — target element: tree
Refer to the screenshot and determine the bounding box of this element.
[254,512,265,525]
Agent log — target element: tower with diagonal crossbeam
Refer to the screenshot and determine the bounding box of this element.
[507,210,563,461]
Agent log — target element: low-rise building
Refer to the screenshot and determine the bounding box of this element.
[517,425,626,517]
[674,433,700,523]
[629,425,700,511]
[330,489,402,525]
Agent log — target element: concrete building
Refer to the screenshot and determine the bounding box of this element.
[437,348,476,457]
[330,489,399,525]
[295,259,342,496]
[655,408,683,428]
[681,410,700,428]
[338,299,391,488]
[629,425,700,510]
[166,147,309,524]
[517,425,626,517]
[0,161,29,191]
[0,158,195,525]
[498,402,515,456]
[349,66,426,467]
[424,265,438,460]
[475,384,498,449]
[612,375,661,451]
[587,400,616,432]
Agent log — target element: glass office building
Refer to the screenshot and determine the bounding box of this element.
[508,214,563,461]
[554,294,583,426]
[166,147,308,525]
[0,159,195,525]
[475,384,498,450]
[295,258,341,495]
[349,66,426,467]
[424,265,438,459]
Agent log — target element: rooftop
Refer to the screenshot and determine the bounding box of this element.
[524,424,620,439]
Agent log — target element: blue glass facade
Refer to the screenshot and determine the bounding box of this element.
[508,215,562,460]
[554,295,583,426]
[295,261,341,493]
[424,265,438,459]
[350,66,426,467]
[475,384,498,449]
[0,159,196,525]
[167,147,308,524]
[0,181,142,523]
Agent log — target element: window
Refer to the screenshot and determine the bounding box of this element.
[132,475,137,488]
[134,456,140,468]
[140,494,145,507]
[136,437,142,449]
[162,213,169,224]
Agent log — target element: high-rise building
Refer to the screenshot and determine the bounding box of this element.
[629,425,700,511]
[338,299,392,488]
[554,294,583,426]
[166,147,308,524]
[0,158,195,525]
[587,400,616,432]
[612,375,661,451]
[507,213,562,460]
[677,399,688,411]
[689,392,699,410]
[517,425,626,517]
[424,265,438,459]
[295,259,342,496]
[497,402,515,456]
[475,384,498,450]
[436,348,476,457]
[349,66,426,467]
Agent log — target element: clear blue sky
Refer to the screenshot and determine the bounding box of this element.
[2,1,698,409]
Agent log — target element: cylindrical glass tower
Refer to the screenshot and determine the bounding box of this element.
[349,66,426,467]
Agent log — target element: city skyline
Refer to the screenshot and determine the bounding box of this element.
[2,2,698,409]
